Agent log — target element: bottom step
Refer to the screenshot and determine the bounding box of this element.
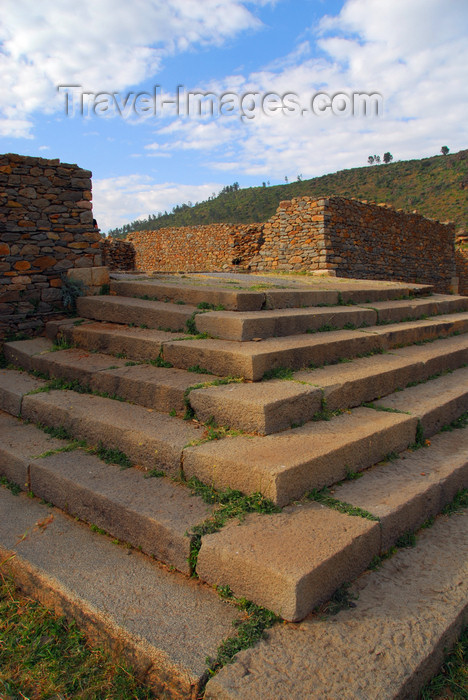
[0,487,240,698]
[205,509,468,700]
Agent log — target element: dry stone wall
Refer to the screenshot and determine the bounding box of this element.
[128,223,263,272]
[0,153,101,341]
[456,249,468,296]
[323,197,456,291]
[101,237,135,271]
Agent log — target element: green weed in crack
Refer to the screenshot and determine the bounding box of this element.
[306,487,379,521]
[185,477,280,575]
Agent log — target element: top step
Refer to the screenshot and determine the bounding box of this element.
[110,273,433,312]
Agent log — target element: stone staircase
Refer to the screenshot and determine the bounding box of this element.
[0,272,467,698]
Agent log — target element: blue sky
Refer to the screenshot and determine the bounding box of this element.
[1,0,467,231]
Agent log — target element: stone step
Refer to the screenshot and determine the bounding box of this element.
[0,411,213,574]
[63,321,175,361]
[204,510,468,698]
[189,335,468,433]
[195,424,468,622]
[0,487,241,698]
[183,408,418,505]
[163,313,468,380]
[18,388,201,475]
[194,294,468,341]
[184,367,468,505]
[374,365,468,438]
[110,276,433,311]
[4,338,218,415]
[76,295,196,333]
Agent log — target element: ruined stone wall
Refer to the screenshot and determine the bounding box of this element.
[0,153,101,340]
[127,223,263,272]
[101,237,135,271]
[324,197,456,292]
[456,248,468,296]
[248,198,327,272]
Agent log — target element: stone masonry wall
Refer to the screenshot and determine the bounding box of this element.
[456,249,468,296]
[324,197,456,292]
[101,237,135,271]
[248,198,327,272]
[127,223,263,272]
[0,153,101,341]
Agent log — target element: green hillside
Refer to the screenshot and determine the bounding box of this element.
[108,149,468,238]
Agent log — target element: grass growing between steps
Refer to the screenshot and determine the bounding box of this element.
[306,487,379,521]
[421,626,468,700]
[204,588,279,680]
[185,477,280,574]
[0,576,155,699]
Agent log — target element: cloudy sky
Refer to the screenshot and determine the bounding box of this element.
[1,0,467,231]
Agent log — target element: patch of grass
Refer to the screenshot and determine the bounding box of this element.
[188,364,212,374]
[149,350,173,368]
[0,476,21,496]
[306,487,379,521]
[420,626,467,700]
[143,469,165,479]
[306,323,339,334]
[37,423,73,441]
[262,366,294,381]
[409,420,428,450]
[0,577,154,699]
[32,440,86,459]
[51,333,74,351]
[186,477,280,574]
[318,583,358,615]
[441,410,468,433]
[205,597,279,677]
[362,402,410,414]
[368,547,398,570]
[442,488,468,516]
[197,301,225,310]
[99,283,110,295]
[395,531,417,548]
[90,443,133,470]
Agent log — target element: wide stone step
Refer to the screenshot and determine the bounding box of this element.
[189,334,468,433]
[0,411,213,574]
[110,275,433,310]
[77,295,195,333]
[195,424,468,622]
[198,502,380,622]
[4,338,217,415]
[194,294,468,341]
[204,510,468,699]
[0,487,240,698]
[183,408,418,505]
[374,365,468,438]
[19,389,201,475]
[163,313,468,380]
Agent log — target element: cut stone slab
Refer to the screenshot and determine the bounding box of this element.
[163,331,381,381]
[3,336,54,371]
[163,313,468,381]
[333,425,468,552]
[184,408,418,505]
[111,278,266,311]
[0,488,240,698]
[375,365,468,438]
[21,390,201,474]
[195,306,377,341]
[197,502,380,621]
[30,347,128,384]
[189,380,323,434]
[30,449,213,574]
[0,368,47,416]
[395,332,468,375]
[361,294,468,324]
[77,295,194,332]
[294,333,468,412]
[90,363,216,413]
[205,510,468,700]
[0,411,68,489]
[64,322,175,361]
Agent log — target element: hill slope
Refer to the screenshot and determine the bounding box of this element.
[108,150,468,238]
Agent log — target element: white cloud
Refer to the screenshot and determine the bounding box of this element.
[0,0,275,137]
[154,0,468,178]
[92,174,223,231]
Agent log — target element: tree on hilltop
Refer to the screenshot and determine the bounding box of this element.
[441,146,450,155]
